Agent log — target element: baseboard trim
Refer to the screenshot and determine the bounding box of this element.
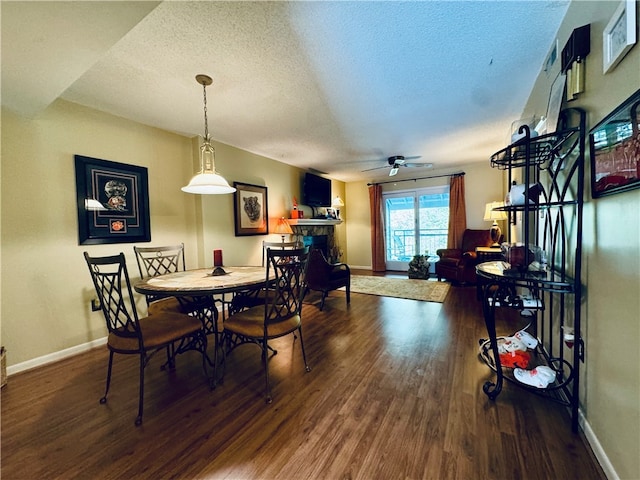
[579,408,618,480]
[6,337,107,376]
[349,265,372,270]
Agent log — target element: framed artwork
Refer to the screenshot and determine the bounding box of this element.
[233,182,268,236]
[603,0,637,74]
[74,155,151,245]
[589,89,640,198]
[545,72,567,134]
[325,207,337,219]
[544,38,559,76]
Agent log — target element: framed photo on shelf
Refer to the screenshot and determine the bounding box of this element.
[325,207,337,219]
[603,0,637,74]
[74,155,151,245]
[589,89,640,198]
[233,182,268,236]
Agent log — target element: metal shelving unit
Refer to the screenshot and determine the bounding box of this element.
[477,108,586,432]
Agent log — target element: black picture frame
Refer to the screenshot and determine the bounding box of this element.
[74,155,151,245]
[233,182,268,236]
[589,89,640,198]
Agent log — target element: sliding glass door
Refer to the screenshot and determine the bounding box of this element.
[383,186,449,271]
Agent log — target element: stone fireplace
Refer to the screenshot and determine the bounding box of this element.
[289,219,342,263]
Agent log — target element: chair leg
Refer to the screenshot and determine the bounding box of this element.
[346,283,351,305]
[135,354,145,426]
[100,350,115,405]
[263,337,272,404]
[319,291,327,311]
[196,330,215,390]
[298,326,311,373]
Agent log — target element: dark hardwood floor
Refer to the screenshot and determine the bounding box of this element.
[1,275,605,479]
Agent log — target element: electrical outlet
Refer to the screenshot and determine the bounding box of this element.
[91,298,101,312]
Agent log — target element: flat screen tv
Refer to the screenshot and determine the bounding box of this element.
[303,172,331,207]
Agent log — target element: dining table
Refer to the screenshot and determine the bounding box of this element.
[134,266,269,384]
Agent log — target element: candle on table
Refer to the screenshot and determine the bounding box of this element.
[213,249,223,267]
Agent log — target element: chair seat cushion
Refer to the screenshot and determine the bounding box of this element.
[437,257,462,268]
[108,313,202,353]
[147,297,184,315]
[224,307,301,339]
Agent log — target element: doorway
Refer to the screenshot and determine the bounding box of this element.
[383,186,449,271]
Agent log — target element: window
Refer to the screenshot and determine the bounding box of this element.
[383,186,449,271]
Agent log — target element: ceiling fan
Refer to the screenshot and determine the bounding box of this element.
[363,155,433,177]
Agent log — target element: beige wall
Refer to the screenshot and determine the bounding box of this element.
[1,100,197,364]
[521,2,639,478]
[344,162,505,268]
[0,99,344,367]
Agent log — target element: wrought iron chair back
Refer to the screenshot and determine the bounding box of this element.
[264,246,308,322]
[261,240,299,266]
[134,244,185,304]
[228,241,300,314]
[133,243,217,336]
[86,252,142,342]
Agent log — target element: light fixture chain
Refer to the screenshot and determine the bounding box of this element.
[202,82,209,139]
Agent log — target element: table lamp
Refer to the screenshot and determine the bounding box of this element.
[274,217,293,246]
[483,202,508,246]
[332,195,345,219]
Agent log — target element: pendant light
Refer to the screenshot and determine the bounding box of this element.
[181,74,236,195]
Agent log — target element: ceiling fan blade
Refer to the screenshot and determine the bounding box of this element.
[404,162,433,168]
[362,165,388,172]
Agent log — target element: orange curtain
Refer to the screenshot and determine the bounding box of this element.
[447,174,467,249]
[369,184,386,272]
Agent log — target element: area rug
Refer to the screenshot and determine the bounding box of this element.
[346,275,450,303]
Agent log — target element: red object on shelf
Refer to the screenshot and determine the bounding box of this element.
[213,249,223,267]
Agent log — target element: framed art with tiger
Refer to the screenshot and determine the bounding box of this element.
[233,182,269,236]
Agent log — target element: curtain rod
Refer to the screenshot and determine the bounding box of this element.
[367,171,465,186]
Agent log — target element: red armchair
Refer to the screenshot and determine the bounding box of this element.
[435,229,499,284]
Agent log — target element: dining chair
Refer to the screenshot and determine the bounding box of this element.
[134,244,218,334]
[228,240,300,314]
[134,243,186,312]
[261,240,299,266]
[84,252,210,426]
[223,246,310,403]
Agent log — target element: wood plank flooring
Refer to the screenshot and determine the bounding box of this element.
[1,276,605,479]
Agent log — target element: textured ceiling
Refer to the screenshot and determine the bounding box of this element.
[1,1,570,182]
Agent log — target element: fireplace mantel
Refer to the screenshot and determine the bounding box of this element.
[288,219,342,226]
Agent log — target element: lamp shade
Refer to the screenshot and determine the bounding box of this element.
[332,195,345,207]
[483,202,508,222]
[273,217,293,235]
[182,172,236,194]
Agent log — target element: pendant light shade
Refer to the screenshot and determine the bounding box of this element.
[182,74,235,195]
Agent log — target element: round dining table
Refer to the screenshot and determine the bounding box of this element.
[134,266,269,386]
[133,266,268,298]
